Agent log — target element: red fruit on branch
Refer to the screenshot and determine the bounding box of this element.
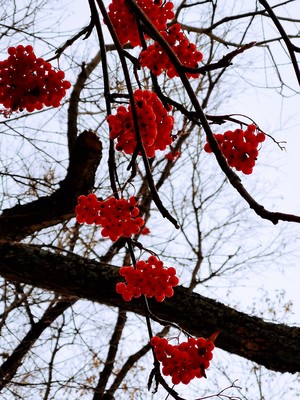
[204,124,266,174]
[150,335,215,384]
[0,45,71,113]
[107,89,174,157]
[116,256,179,302]
[107,0,175,47]
[141,226,150,235]
[139,23,203,78]
[75,194,144,241]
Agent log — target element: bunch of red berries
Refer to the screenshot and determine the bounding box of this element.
[204,124,266,175]
[108,0,175,47]
[75,193,144,241]
[139,23,203,79]
[116,255,179,302]
[0,45,71,113]
[150,336,214,385]
[107,89,174,157]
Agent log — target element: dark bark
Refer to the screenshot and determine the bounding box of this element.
[0,241,299,375]
[0,130,102,241]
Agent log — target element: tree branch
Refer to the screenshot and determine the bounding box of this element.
[0,296,76,391]
[126,0,300,226]
[93,309,127,399]
[0,242,299,375]
[258,0,300,86]
[0,130,102,241]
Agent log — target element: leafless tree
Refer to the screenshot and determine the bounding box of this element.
[0,1,300,399]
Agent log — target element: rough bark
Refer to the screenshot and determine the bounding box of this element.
[0,241,299,375]
[0,130,102,241]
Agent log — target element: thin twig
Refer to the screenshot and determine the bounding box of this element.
[47,21,94,62]
[258,0,300,86]
[126,0,300,225]
[95,0,179,228]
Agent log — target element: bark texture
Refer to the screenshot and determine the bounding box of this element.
[0,241,298,375]
[0,130,102,241]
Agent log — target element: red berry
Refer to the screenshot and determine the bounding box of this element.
[257,132,266,142]
[107,0,175,47]
[107,89,174,157]
[150,335,215,384]
[75,195,145,241]
[0,46,71,113]
[141,227,150,235]
[204,124,265,175]
[139,24,203,79]
[116,256,179,301]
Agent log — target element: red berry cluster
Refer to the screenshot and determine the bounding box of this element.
[204,124,266,175]
[0,45,71,113]
[108,0,175,47]
[139,23,203,79]
[116,255,179,302]
[75,193,144,241]
[165,150,181,162]
[150,336,214,385]
[107,89,174,157]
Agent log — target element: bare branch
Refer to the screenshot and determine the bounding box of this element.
[0,130,102,241]
[0,296,76,391]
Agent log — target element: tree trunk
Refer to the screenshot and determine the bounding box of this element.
[0,241,298,374]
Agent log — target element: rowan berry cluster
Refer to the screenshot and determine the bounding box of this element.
[116,255,179,302]
[75,193,144,241]
[204,124,266,175]
[150,336,214,385]
[107,89,174,157]
[108,0,175,47]
[0,45,71,113]
[139,23,203,78]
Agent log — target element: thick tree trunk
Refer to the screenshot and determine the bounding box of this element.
[0,241,298,374]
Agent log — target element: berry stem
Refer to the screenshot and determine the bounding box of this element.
[95,0,179,229]
[88,0,119,197]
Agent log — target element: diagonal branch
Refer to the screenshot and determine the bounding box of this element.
[0,296,76,391]
[258,0,300,86]
[125,0,300,225]
[93,309,127,399]
[0,242,299,375]
[67,53,102,154]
